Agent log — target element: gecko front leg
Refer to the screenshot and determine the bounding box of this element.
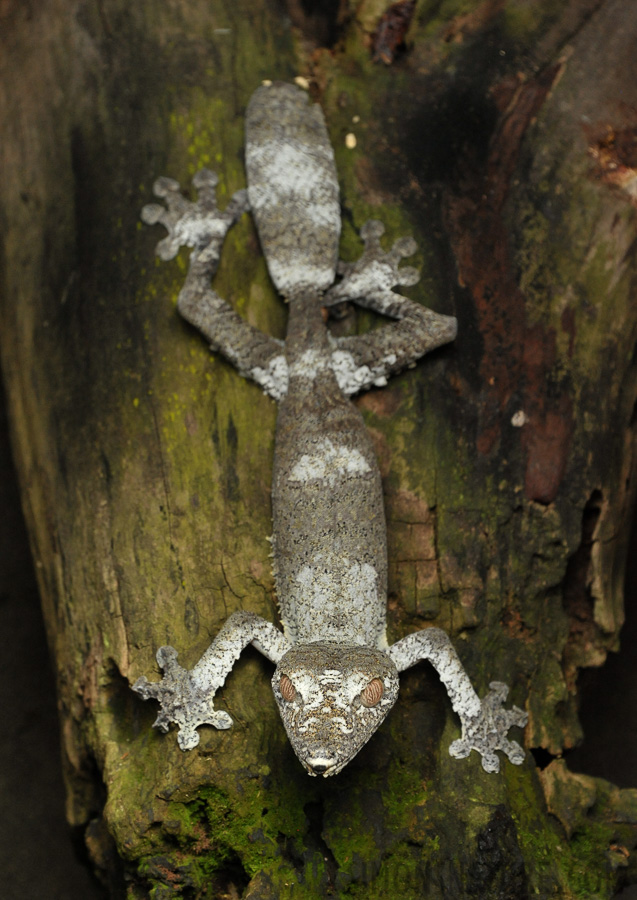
[389,628,527,773]
[325,220,457,395]
[142,169,289,400]
[133,611,290,750]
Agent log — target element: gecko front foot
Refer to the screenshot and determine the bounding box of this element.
[325,219,420,310]
[141,168,249,262]
[133,646,233,750]
[449,681,528,774]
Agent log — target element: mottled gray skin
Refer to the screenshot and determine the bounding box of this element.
[134,82,527,776]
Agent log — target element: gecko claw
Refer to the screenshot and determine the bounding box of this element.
[192,168,220,208]
[140,203,165,226]
[448,738,471,760]
[449,681,528,773]
[153,175,181,196]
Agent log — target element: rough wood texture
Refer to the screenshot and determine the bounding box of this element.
[1,0,637,896]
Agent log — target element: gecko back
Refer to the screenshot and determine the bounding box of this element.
[245,82,341,297]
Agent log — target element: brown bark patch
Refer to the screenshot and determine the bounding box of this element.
[538,759,597,838]
[372,0,415,65]
[357,384,403,419]
[441,0,506,46]
[587,121,637,206]
[522,400,573,505]
[443,65,574,502]
[519,324,572,505]
[561,306,576,359]
[80,638,103,711]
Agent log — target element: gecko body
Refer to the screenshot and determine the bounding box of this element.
[134,82,527,776]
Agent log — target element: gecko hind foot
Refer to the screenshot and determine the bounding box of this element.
[449,681,528,774]
[326,219,420,308]
[133,645,233,751]
[141,168,248,263]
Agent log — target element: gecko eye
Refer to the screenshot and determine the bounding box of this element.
[279,675,297,702]
[360,678,384,707]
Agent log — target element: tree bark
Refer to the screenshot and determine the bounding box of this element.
[1,0,637,896]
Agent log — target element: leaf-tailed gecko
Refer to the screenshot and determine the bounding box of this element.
[133,81,527,776]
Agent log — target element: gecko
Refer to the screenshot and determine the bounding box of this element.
[133,81,527,777]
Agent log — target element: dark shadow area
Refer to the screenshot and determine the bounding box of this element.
[0,379,106,900]
[568,511,637,789]
[568,503,637,898]
[284,0,345,48]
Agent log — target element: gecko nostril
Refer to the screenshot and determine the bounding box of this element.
[307,756,337,775]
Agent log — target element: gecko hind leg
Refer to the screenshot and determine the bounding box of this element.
[142,169,289,400]
[141,168,248,263]
[325,220,457,395]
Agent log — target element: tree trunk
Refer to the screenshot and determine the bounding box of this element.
[1,0,637,896]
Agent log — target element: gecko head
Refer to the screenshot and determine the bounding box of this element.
[272,642,399,777]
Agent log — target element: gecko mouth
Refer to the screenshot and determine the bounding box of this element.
[305,757,339,777]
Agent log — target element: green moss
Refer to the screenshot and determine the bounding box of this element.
[563,822,615,899]
[500,1,560,42]
[505,764,565,889]
[324,781,381,866]
[503,764,624,899]
[130,775,319,896]
[382,760,428,832]
[343,842,430,899]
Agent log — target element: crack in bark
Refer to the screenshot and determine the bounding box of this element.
[562,488,604,688]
